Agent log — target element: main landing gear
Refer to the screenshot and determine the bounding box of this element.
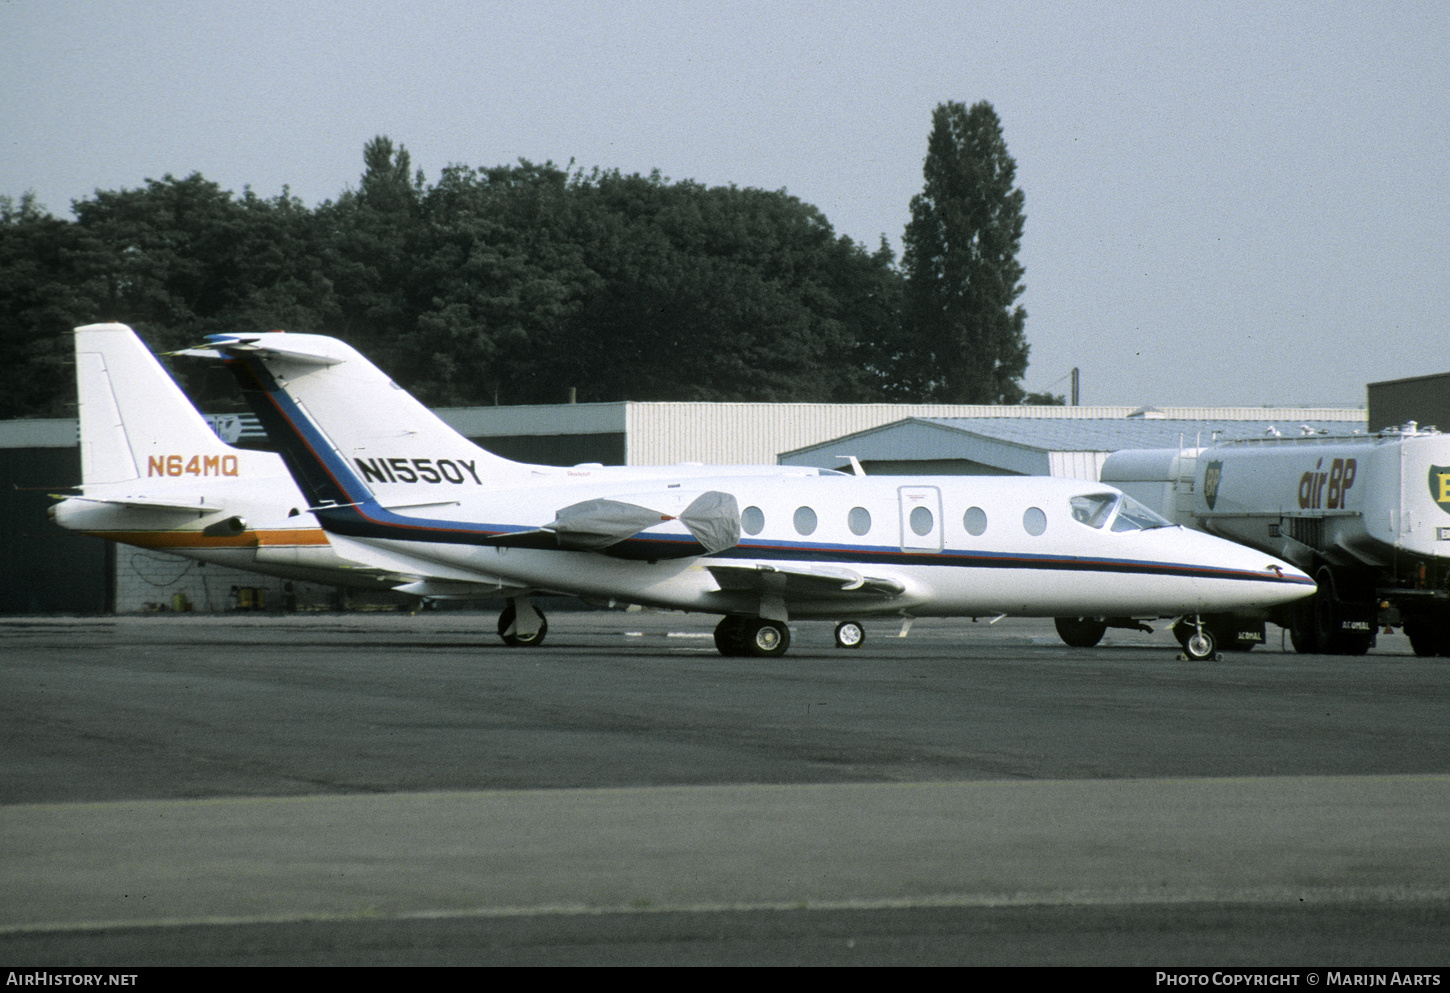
[714,616,791,657]
[834,620,866,649]
[713,617,869,656]
[1054,616,1108,648]
[498,598,548,647]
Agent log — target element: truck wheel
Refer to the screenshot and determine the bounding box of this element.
[1289,596,1320,654]
[1313,567,1373,656]
[714,616,750,656]
[743,619,791,658]
[1405,613,1450,658]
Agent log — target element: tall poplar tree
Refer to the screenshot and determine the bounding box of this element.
[900,101,1029,403]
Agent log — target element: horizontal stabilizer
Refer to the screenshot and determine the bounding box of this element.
[176,334,347,367]
[706,562,905,600]
[66,493,226,513]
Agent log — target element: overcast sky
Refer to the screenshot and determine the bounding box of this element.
[4,1,1447,410]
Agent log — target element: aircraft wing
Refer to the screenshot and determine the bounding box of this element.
[705,561,906,600]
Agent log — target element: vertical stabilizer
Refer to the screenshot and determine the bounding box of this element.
[200,332,531,503]
[73,323,255,486]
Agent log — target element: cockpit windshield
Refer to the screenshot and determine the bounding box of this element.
[1109,493,1174,531]
[1070,493,1117,529]
[1071,492,1173,532]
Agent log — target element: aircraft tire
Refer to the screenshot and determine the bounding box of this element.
[713,616,751,656]
[1055,616,1107,648]
[743,619,791,658]
[834,621,866,649]
[1182,625,1218,662]
[498,602,548,647]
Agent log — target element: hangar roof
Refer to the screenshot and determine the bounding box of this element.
[779,416,1367,479]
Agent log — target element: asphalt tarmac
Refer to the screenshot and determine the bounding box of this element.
[2,610,1447,966]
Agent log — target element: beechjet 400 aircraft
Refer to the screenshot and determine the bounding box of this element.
[179,330,1315,659]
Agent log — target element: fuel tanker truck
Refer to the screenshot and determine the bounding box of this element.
[1096,423,1450,656]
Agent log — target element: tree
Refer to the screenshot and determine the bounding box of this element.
[899,101,1029,403]
[0,194,89,418]
[0,136,910,414]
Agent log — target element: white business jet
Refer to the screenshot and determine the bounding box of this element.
[182,330,1315,659]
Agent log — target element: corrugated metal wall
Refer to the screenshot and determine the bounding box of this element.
[621,403,1366,467]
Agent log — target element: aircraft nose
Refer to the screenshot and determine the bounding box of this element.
[1245,552,1315,605]
[1269,559,1314,593]
[1178,527,1315,607]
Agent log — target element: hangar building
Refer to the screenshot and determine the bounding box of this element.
[778,412,1364,478]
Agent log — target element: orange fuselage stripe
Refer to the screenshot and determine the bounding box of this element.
[80,528,331,550]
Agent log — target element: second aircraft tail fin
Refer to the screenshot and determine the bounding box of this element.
[73,323,278,487]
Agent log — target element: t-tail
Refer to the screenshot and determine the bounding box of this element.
[184,331,531,512]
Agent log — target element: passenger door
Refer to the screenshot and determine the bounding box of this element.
[898,485,943,553]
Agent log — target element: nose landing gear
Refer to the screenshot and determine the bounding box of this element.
[1174,615,1223,661]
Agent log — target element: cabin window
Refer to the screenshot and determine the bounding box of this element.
[793,506,818,536]
[909,505,934,536]
[1023,506,1047,536]
[848,506,872,536]
[741,506,765,536]
[1070,493,1116,529]
[963,506,987,536]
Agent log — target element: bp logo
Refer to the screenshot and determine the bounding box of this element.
[1203,460,1223,510]
[1431,465,1450,516]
